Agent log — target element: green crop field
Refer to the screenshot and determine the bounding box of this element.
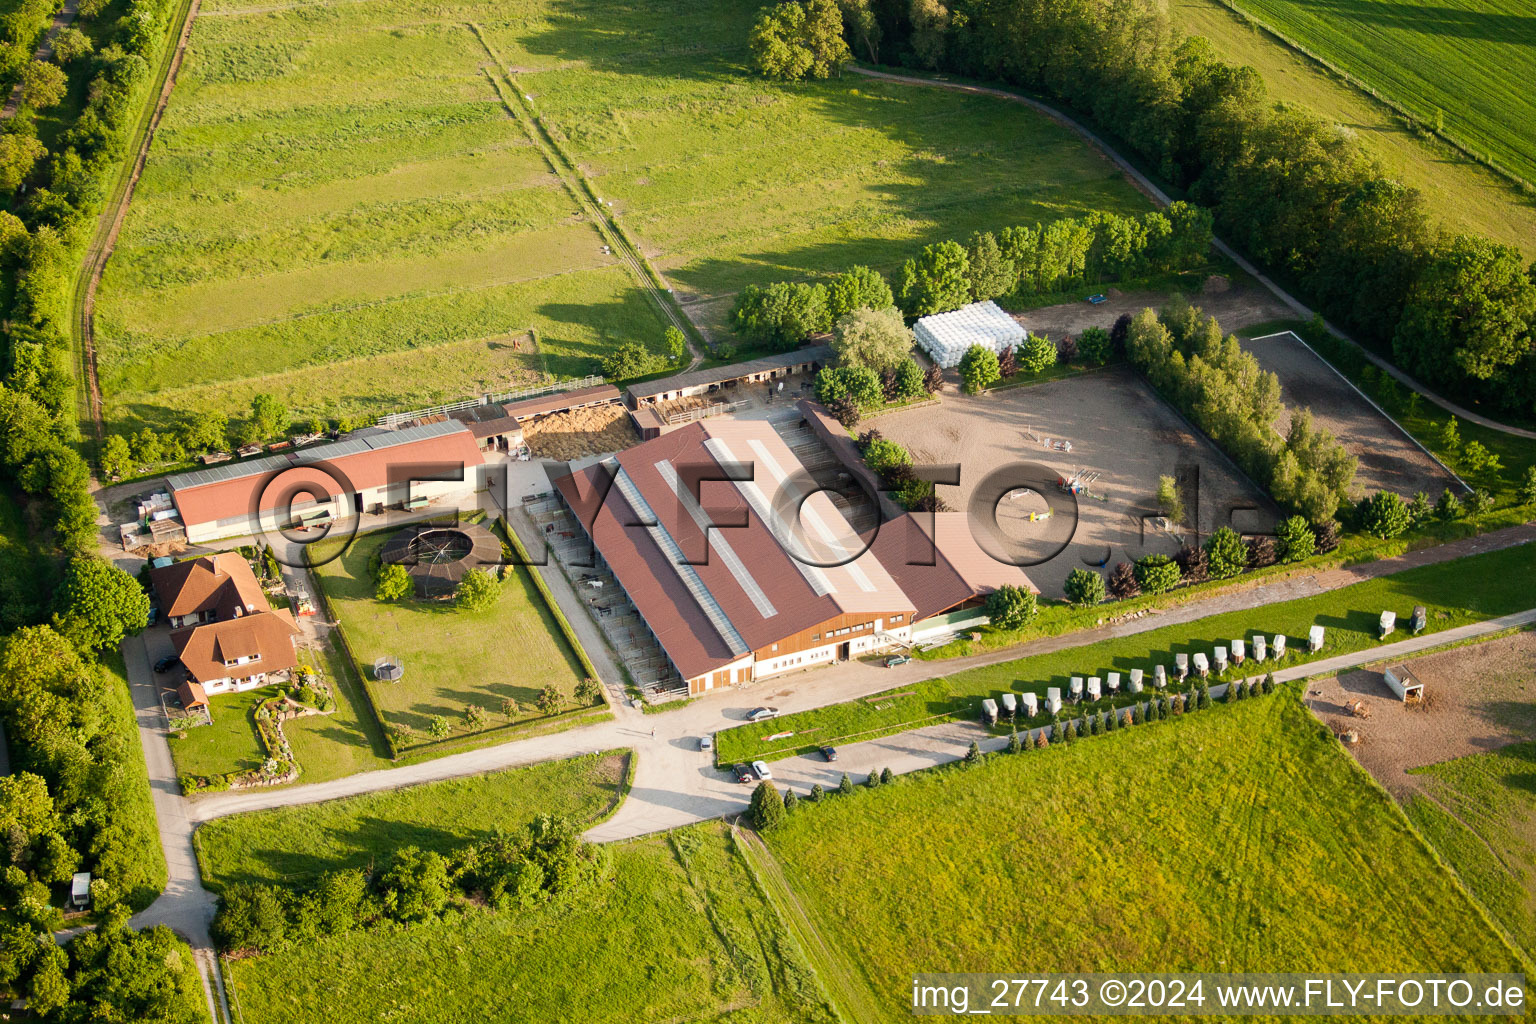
[309,529,599,752]
[1210,0,1536,189]
[1169,0,1536,253]
[93,0,1148,434]
[1405,743,1536,958]
[764,693,1525,1021]
[716,539,1536,764]
[196,751,626,891]
[223,823,835,1024]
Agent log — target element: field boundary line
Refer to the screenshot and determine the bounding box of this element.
[847,65,1536,442]
[72,0,202,446]
[1210,0,1533,194]
[731,822,876,1024]
[1251,330,1470,491]
[467,24,708,367]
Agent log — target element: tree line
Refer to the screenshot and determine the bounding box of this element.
[211,815,609,956]
[777,0,1536,418]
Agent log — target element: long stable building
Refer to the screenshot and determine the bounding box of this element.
[554,418,1033,695]
[165,420,485,544]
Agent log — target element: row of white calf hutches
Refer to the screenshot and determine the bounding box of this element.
[912,300,1027,368]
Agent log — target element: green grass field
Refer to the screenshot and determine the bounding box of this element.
[93,0,1148,433]
[1212,0,1536,188]
[1405,743,1536,959]
[764,692,1524,1021]
[196,751,626,891]
[166,686,271,780]
[223,823,834,1024]
[99,653,171,911]
[484,0,1150,299]
[716,539,1536,764]
[311,529,598,752]
[1168,0,1536,252]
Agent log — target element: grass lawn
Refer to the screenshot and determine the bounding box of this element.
[311,529,597,752]
[489,0,1151,300]
[1404,743,1536,959]
[716,539,1536,763]
[196,751,627,891]
[166,685,273,780]
[224,823,833,1024]
[1214,0,1536,188]
[1167,0,1536,252]
[764,692,1524,1021]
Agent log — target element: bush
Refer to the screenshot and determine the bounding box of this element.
[1175,543,1208,583]
[958,344,1000,393]
[1018,333,1057,375]
[379,847,452,923]
[892,359,925,400]
[375,563,411,602]
[1312,519,1340,554]
[831,305,913,371]
[1359,491,1410,539]
[984,584,1037,629]
[1276,515,1315,562]
[1204,526,1249,579]
[1434,488,1463,522]
[1077,325,1112,365]
[1156,474,1183,524]
[815,365,882,407]
[1247,535,1277,568]
[1107,561,1139,599]
[862,438,913,477]
[1132,554,1181,595]
[456,567,500,611]
[1464,488,1493,516]
[1063,568,1105,606]
[749,781,785,830]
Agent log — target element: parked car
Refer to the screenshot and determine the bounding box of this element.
[821,746,838,762]
[747,706,779,722]
[751,760,772,781]
[153,656,180,674]
[885,655,911,668]
[699,734,713,752]
[732,763,753,784]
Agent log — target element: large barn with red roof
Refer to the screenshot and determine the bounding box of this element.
[554,418,1033,696]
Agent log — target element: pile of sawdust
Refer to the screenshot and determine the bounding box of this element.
[524,404,638,459]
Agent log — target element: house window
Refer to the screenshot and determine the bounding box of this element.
[771,643,778,651]
[892,614,903,623]
[811,633,820,641]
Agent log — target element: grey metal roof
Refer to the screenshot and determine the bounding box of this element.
[167,419,470,492]
[626,345,831,402]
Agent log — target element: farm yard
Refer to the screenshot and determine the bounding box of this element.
[309,528,599,752]
[1167,0,1536,251]
[1215,0,1536,188]
[1244,330,1455,498]
[220,822,835,1024]
[874,365,1277,598]
[762,692,1526,1022]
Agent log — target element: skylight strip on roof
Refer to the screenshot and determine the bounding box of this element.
[701,438,834,598]
[653,460,779,619]
[741,438,878,594]
[609,464,749,657]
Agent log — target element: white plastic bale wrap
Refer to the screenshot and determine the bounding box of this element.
[912,300,1028,369]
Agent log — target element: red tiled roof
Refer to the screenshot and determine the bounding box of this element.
[171,609,299,685]
[150,553,266,621]
[555,420,913,679]
[168,427,483,527]
[870,513,1036,620]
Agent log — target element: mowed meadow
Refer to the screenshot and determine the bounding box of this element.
[95,0,1151,433]
[483,0,1151,298]
[95,0,668,433]
[1219,0,1536,185]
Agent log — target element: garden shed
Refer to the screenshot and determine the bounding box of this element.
[912,301,1026,368]
[1383,664,1425,704]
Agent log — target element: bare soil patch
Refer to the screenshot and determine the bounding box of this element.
[1246,331,1453,498]
[1306,630,1536,799]
[1012,280,1291,339]
[874,365,1277,598]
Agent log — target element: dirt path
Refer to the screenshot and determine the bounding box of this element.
[470,27,706,370]
[847,65,1536,442]
[0,0,81,120]
[74,0,202,444]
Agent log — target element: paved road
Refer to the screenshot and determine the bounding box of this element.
[845,66,1536,443]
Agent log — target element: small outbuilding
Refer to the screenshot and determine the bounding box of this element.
[912,300,1027,369]
[981,698,999,725]
[176,680,209,713]
[1383,664,1425,704]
